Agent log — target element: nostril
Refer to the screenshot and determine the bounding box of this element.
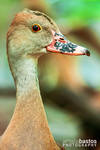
[86,50,90,56]
[59,38,64,40]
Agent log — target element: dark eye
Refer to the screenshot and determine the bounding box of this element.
[32,24,41,32]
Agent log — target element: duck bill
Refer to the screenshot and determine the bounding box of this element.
[46,30,90,56]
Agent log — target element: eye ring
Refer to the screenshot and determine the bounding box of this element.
[32,24,42,32]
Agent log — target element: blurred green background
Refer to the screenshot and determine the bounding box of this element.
[0,0,100,150]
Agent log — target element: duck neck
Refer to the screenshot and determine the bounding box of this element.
[0,56,59,150]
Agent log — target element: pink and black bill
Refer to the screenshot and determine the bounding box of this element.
[46,30,90,56]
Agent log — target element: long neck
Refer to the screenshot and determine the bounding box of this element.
[0,56,59,150]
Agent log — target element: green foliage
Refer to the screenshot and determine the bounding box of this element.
[0,0,20,4]
[0,0,21,33]
[48,0,100,26]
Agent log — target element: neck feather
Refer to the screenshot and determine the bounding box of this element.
[0,56,59,150]
[14,56,39,99]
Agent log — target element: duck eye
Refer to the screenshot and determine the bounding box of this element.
[32,24,41,32]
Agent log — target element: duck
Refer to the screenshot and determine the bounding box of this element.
[0,8,90,150]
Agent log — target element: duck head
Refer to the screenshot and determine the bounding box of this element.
[7,8,90,59]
